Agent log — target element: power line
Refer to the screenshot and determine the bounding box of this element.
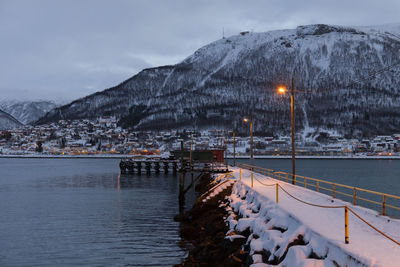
[294,59,400,92]
[344,60,400,89]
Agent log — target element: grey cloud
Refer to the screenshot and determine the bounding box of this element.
[1,0,399,101]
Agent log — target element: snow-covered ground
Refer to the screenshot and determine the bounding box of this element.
[225,167,400,266]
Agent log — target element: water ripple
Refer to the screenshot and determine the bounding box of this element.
[0,158,196,266]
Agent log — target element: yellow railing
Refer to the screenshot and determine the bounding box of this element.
[236,163,400,217]
[196,172,236,204]
[236,163,400,246]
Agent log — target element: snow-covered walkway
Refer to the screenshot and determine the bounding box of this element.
[227,167,400,266]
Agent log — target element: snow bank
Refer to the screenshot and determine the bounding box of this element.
[225,167,400,266]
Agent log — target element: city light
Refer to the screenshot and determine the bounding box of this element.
[278,86,287,94]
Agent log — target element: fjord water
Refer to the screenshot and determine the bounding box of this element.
[233,158,400,195]
[0,158,197,266]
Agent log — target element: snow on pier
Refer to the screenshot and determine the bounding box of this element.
[224,167,400,266]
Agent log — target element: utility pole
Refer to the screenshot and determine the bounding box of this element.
[250,116,254,164]
[179,140,185,212]
[180,140,184,172]
[291,76,296,184]
[243,116,254,164]
[189,139,192,163]
[233,131,236,166]
[224,136,227,169]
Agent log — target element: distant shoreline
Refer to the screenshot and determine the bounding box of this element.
[227,155,400,160]
[0,155,136,159]
[1,154,400,160]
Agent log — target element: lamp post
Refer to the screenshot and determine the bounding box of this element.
[244,116,254,164]
[278,77,296,184]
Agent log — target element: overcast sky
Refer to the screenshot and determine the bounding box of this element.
[1,0,399,102]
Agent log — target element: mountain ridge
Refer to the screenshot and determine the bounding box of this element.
[0,109,23,130]
[36,23,400,138]
[0,100,58,125]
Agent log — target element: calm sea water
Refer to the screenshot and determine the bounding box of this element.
[0,158,197,266]
[2,158,399,266]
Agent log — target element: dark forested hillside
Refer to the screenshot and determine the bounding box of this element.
[0,109,22,130]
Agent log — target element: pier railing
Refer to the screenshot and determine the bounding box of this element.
[236,163,400,217]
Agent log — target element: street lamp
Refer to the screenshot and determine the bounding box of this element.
[243,116,254,164]
[277,77,296,184]
[277,79,311,184]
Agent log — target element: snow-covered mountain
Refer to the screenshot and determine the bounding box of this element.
[0,109,22,130]
[0,100,57,125]
[37,24,400,137]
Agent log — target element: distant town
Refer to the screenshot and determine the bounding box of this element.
[1,116,400,157]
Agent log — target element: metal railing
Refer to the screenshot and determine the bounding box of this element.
[236,163,400,217]
[243,174,400,246]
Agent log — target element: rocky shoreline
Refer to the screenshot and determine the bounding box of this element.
[174,174,249,266]
[173,174,312,266]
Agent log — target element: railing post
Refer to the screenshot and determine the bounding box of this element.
[293,174,296,185]
[382,195,386,216]
[304,177,307,188]
[316,181,319,192]
[276,183,279,203]
[353,188,357,205]
[273,172,275,179]
[333,183,336,198]
[345,206,349,244]
[251,172,253,188]
[286,173,288,183]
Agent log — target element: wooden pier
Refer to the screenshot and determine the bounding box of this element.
[119,159,229,174]
[119,146,229,213]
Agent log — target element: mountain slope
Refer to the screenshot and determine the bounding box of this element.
[37,24,400,137]
[0,109,23,130]
[0,100,57,125]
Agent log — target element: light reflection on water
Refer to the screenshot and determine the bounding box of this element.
[0,158,196,266]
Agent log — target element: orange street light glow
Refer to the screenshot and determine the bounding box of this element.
[243,118,249,122]
[278,87,287,94]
